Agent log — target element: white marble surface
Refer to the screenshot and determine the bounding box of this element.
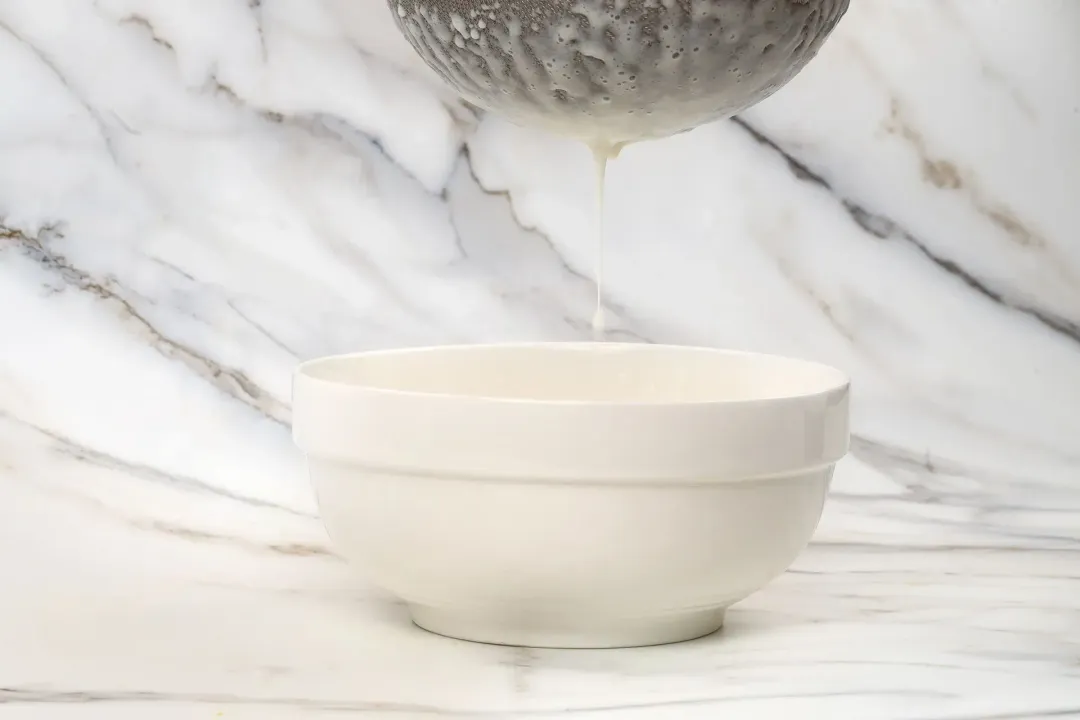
[2,0,1080,717]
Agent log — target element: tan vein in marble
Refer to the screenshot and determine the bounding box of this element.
[847,39,1069,272]
[729,116,1080,350]
[748,213,858,344]
[881,98,1053,255]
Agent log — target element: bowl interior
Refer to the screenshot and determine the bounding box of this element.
[298,343,847,404]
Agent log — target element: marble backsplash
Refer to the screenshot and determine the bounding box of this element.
[1,1,1079,717]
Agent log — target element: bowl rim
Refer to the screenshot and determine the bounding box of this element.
[294,341,850,408]
[292,342,850,480]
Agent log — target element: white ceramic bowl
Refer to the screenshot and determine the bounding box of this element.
[293,343,849,648]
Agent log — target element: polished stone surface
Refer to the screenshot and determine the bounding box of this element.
[2,0,1079,717]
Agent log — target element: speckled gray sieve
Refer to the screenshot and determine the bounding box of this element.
[390,0,849,144]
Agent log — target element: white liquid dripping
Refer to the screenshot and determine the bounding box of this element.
[589,141,624,342]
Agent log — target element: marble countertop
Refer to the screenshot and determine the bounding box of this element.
[2,0,1079,717]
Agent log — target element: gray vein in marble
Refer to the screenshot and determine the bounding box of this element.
[506,646,536,694]
[0,222,289,424]
[0,687,471,715]
[457,145,590,286]
[142,518,332,559]
[247,0,268,61]
[18,0,647,344]
[850,435,1059,496]
[730,116,1080,345]
[0,19,125,167]
[18,468,332,560]
[558,311,653,344]
[111,5,473,169]
[226,297,302,358]
[787,565,1080,580]
[935,2,1037,122]
[347,40,480,134]
[147,256,197,283]
[205,74,293,128]
[850,436,1080,529]
[4,412,313,519]
[809,540,1080,555]
[146,255,301,364]
[117,14,174,52]
[915,709,1080,720]
[1,5,1078,716]
[442,148,643,341]
[287,112,483,343]
[454,142,653,342]
[0,686,952,714]
[825,457,1080,549]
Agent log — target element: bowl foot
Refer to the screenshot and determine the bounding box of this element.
[408,604,726,649]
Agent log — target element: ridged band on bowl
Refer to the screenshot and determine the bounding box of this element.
[292,343,849,482]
